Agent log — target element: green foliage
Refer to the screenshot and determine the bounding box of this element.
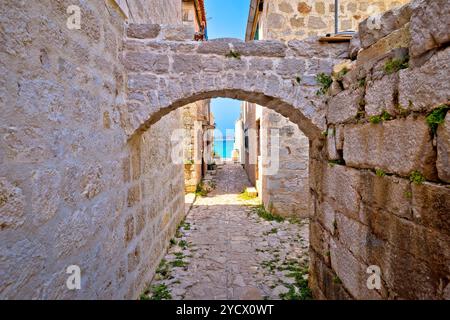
[155,259,171,279]
[279,263,312,300]
[384,56,409,74]
[328,159,344,167]
[404,191,412,199]
[369,115,382,124]
[149,284,172,300]
[225,50,241,59]
[358,78,366,88]
[182,222,191,231]
[335,67,348,81]
[184,159,194,165]
[410,171,425,185]
[426,105,449,134]
[375,169,386,177]
[254,204,284,222]
[169,238,177,246]
[381,111,392,121]
[195,183,208,197]
[170,259,187,268]
[333,276,342,284]
[315,73,333,96]
[139,293,150,300]
[178,240,188,249]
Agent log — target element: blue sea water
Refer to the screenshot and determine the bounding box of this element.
[214,139,235,159]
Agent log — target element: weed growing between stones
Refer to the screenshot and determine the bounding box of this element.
[148,284,172,300]
[369,115,381,124]
[384,56,409,75]
[335,67,348,82]
[426,105,449,134]
[315,73,332,95]
[358,77,366,88]
[328,159,345,167]
[375,169,386,177]
[225,50,241,59]
[254,204,284,222]
[410,171,425,185]
[195,182,208,197]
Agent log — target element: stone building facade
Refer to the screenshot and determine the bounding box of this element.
[246,0,410,42]
[182,100,215,192]
[241,0,411,218]
[0,0,186,299]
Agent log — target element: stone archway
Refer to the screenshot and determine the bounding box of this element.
[122,24,349,140]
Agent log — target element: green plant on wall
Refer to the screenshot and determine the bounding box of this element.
[315,73,333,96]
[225,50,241,59]
[384,56,409,74]
[410,171,425,185]
[426,105,449,134]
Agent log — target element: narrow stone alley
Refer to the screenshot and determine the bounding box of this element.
[142,164,310,300]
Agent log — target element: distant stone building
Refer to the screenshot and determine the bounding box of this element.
[181,0,214,192]
[183,100,215,192]
[242,0,410,218]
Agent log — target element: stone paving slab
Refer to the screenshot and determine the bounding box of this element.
[144,164,310,300]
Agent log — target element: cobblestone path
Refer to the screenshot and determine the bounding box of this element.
[144,164,311,300]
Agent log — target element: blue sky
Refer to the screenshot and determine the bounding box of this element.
[205,0,250,138]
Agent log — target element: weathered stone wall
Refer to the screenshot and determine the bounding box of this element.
[261,110,310,217]
[0,0,184,299]
[182,99,212,192]
[309,0,450,299]
[258,0,410,41]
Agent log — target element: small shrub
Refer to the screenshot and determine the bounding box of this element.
[169,238,177,246]
[315,73,333,96]
[225,50,241,59]
[384,56,409,74]
[426,105,449,134]
[375,169,386,177]
[410,171,425,185]
[170,259,187,268]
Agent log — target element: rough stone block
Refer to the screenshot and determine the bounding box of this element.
[360,171,412,221]
[161,25,195,41]
[124,52,169,73]
[0,177,26,230]
[233,40,287,57]
[359,2,415,49]
[323,165,362,220]
[276,58,306,79]
[329,238,381,299]
[410,0,450,57]
[356,24,410,72]
[412,182,450,236]
[365,73,398,117]
[288,38,349,59]
[327,88,363,124]
[398,48,450,113]
[437,113,450,182]
[126,24,160,39]
[197,41,230,55]
[326,127,340,160]
[343,117,437,179]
